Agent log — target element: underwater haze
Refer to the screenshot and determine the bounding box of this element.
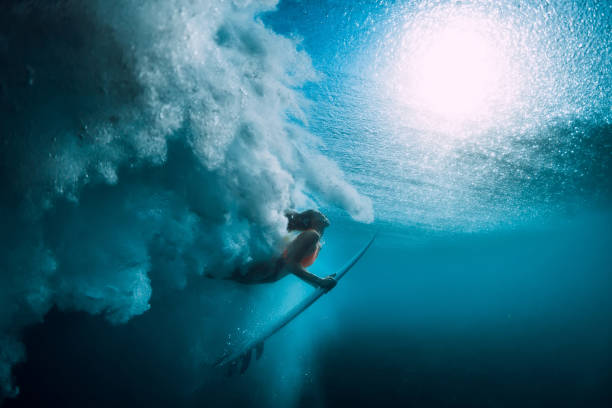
[1,0,611,407]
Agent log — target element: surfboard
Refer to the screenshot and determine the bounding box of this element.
[214,233,377,374]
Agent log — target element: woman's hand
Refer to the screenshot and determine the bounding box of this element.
[288,263,336,290]
[319,274,337,291]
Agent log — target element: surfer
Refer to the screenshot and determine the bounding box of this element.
[221,209,337,291]
[214,217,375,373]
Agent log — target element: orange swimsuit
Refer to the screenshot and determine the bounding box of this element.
[282,230,321,268]
[299,243,320,268]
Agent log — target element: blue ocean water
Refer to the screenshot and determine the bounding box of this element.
[1,0,611,407]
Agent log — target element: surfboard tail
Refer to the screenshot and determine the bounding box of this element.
[215,341,265,376]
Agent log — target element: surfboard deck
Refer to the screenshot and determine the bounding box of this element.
[214,233,377,373]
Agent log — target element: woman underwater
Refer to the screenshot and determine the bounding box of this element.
[222,209,337,291]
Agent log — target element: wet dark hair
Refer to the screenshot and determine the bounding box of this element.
[285,209,330,233]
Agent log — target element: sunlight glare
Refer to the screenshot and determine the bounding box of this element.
[390,14,515,129]
[415,26,499,120]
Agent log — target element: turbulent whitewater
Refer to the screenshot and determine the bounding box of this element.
[0,0,372,397]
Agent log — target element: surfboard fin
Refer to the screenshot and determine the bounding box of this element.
[226,360,238,377]
[239,349,253,374]
[255,342,264,360]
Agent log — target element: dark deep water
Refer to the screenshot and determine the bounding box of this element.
[1,0,611,407]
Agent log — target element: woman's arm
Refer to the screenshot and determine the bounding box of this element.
[283,230,336,290]
[286,261,336,290]
[286,262,324,286]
